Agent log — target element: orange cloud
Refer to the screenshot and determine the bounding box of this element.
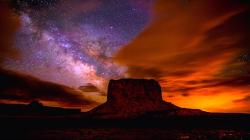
[115,0,250,113]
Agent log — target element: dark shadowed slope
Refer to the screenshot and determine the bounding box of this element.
[0,68,95,108]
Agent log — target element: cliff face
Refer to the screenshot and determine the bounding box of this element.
[107,79,163,107]
[89,79,185,119]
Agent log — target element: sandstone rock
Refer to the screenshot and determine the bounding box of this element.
[89,79,183,119]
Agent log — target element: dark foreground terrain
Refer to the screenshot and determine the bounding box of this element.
[0,101,249,140]
[0,113,250,140]
[1,127,250,140]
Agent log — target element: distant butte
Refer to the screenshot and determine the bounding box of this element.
[89,79,207,119]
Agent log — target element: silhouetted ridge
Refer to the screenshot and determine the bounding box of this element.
[0,101,80,116]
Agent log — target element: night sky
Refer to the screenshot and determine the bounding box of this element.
[1,0,250,113]
[4,0,152,89]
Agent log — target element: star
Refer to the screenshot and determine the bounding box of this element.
[5,0,152,90]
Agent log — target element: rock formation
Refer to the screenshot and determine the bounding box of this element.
[90,79,206,119]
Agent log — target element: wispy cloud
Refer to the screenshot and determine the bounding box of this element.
[0,68,98,110]
[115,0,250,113]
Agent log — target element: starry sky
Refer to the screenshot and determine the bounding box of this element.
[3,0,152,89]
[1,0,250,113]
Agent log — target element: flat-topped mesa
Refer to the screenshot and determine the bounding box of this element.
[107,79,163,105]
[90,79,182,119]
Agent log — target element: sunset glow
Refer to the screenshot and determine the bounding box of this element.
[115,0,250,113]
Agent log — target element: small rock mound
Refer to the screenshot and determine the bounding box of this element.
[28,100,44,113]
[28,101,43,109]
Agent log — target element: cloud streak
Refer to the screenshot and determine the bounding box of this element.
[0,68,98,110]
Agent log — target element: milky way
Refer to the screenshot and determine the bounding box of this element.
[3,0,152,90]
